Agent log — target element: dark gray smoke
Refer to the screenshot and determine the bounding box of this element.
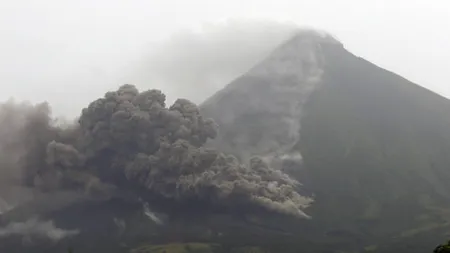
[0,85,312,220]
[0,100,54,212]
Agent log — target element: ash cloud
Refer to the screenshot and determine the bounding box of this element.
[128,19,299,105]
[0,84,312,220]
[0,100,55,210]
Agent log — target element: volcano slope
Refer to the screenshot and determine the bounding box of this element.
[200,30,450,252]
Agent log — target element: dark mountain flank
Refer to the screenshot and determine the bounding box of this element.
[201,30,450,252]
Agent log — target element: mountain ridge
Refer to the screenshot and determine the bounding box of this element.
[200,30,341,164]
[201,31,450,252]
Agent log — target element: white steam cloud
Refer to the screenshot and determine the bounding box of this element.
[0,217,79,242]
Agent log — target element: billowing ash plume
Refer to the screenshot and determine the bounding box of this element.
[0,100,57,212]
[0,85,313,219]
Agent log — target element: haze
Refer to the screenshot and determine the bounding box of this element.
[1,0,449,118]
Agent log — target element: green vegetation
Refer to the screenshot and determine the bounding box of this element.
[434,240,450,253]
[130,243,269,253]
[131,243,217,253]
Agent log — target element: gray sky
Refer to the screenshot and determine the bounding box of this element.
[1,0,449,118]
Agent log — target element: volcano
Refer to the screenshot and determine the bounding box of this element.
[2,30,450,253]
[200,30,450,252]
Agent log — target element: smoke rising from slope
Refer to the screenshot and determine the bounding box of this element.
[0,101,57,211]
[0,85,313,221]
[199,30,330,167]
[0,101,81,239]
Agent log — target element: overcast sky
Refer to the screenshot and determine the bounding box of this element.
[1,0,449,117]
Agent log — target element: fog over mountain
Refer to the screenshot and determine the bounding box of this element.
[200,30,339,161]
[1,17,301,118]
[125,20,300,105]
[2,1,450,117]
